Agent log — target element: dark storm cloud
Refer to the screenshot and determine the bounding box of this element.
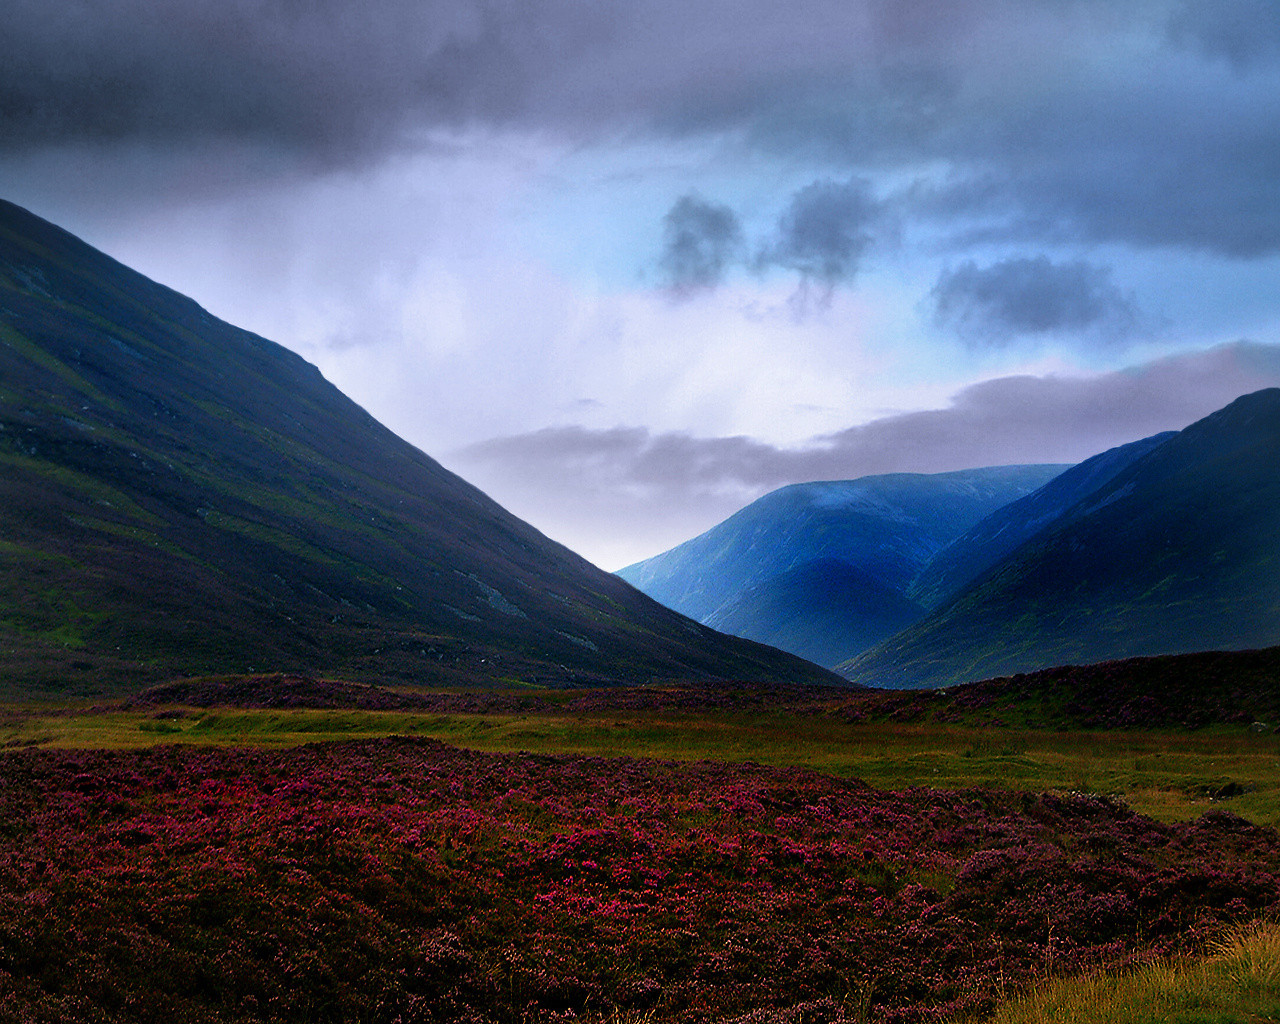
[454,342,1280,497]
[0,2,1125,162]
[758,178,880,287]
[8,0,1280,259]
[659,195,742,295]
[0,0,583,162]
[644,2,1280,261]
[655,3,1280,261]
[914,74,1280,258]
[931,257,1138,345]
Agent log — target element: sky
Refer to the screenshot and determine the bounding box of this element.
[4,0,1280,569]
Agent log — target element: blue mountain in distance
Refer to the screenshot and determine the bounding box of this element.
[845,389,1280,688]
[703,558,924,669]
[908,431,1176,611]
[0,198,840,696]
[616,466,1066,667]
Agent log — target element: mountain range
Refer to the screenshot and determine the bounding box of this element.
[8,195,1276,700]
[617,466,1065,667]
[622,391,1280,687]
[846,388,1280,687]
[0,198,836,696]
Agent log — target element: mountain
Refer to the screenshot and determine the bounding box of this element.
[616,466,1066,667]
[908,431,1176,611]
[702,558,923,669]
[0,198,838,696]
[844,389,1280,688]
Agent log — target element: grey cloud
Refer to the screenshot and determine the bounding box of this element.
[900,38,1280,258]
[806,54,1280,258]
[680,4,1280,261]
[758,178,879,287]
[931,257,1139,345]
[659,195,743,295]
[0,2,1123,162]
[809,342,1280,472]
[0,0,568,164]
[654,178,882,299]
[455,341,1280,500]
[7,0,1280,262]
[679,4,1280,261]
[459,425,785,491]
[1167,0,1280,70]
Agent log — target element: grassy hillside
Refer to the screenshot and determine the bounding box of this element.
[0,198,836,696]
[846,390,1280,689]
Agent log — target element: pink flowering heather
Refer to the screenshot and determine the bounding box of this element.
[1,737,1277,1022]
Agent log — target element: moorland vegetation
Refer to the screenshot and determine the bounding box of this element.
[5,651,1280,1023]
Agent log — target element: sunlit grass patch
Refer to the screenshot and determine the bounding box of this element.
[985,921,1280,1024]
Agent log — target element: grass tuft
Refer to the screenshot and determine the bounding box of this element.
[985,921,1280,1024]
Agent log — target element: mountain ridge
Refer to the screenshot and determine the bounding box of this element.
[617,464,1066,667]
[844,388,1280,687]
[909,431,1176,610]
[0,197,839,695]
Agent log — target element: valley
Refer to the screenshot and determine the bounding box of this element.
[0,198,833,696]
[7,0,1280,1017]
[3,199,1280,1023]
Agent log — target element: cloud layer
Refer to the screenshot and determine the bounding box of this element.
[454,342,1280,566]
[7,1,1280,257]
[7,0,1280,569]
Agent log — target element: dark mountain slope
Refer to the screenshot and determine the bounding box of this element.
[909,431,1176,610]
[616,466,1065,666]
[845,389,1280,688]
[0,198,837,695]
[702,558,923,668]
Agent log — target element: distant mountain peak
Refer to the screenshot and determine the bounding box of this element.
[618,464,1066,668]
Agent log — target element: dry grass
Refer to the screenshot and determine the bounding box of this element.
[985,921,1280,1023]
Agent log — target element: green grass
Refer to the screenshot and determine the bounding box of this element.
[0,586,109,648]
[64,514,188,558]
[984,921,1280,1023]
[0,448,168,529]
[5,705,1280,826]
[0,321,124,412]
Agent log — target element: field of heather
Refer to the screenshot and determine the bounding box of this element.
[10,667,1280,825]
[3,735,1280,1023]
